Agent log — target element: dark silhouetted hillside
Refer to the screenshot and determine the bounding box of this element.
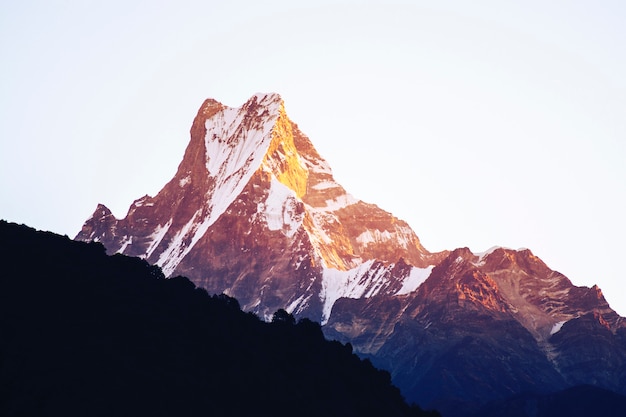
[0,221,438,417]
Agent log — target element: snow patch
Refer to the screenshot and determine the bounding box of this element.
[117,235,132,254]
[550,320,567,335]
[473,246,529,264]
[320,261,390,324]
[311,180,337,191]
[356,229,392,246]
[156,210,204,276]
[286,294,312,316]
[143,220,172,259]
[179,175,191,187]
[300,153,333,175]
[305,209,336,246]
[473,246,503,264]
[396,265,434,295]
[324,193,358,211]
[130,196,153,209]
[261,178,303,238]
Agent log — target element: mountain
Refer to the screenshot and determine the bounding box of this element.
[77,92,446,323]
[0,220,437,417]
[326,246,626,416]
[76,93,626,415]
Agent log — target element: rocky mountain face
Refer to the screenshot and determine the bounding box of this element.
[325,247,626,416]
[76,93,626,416]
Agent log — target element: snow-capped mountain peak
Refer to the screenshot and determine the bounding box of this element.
[77,93,442,320]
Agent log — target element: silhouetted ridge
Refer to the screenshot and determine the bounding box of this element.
[0,221,438,417]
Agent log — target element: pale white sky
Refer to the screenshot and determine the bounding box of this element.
[1,1,625,315]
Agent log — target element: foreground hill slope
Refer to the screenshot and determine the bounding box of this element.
[0,221,437,417]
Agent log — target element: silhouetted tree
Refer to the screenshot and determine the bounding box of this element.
[272,308,296,325]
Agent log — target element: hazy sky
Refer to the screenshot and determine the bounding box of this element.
[1,1,625,315]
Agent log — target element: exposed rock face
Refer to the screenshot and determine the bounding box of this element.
[326,247,626,416]
[77,93,626,415]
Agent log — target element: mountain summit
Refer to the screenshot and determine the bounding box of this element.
[78,93,445,322]
[77,93,626,416]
